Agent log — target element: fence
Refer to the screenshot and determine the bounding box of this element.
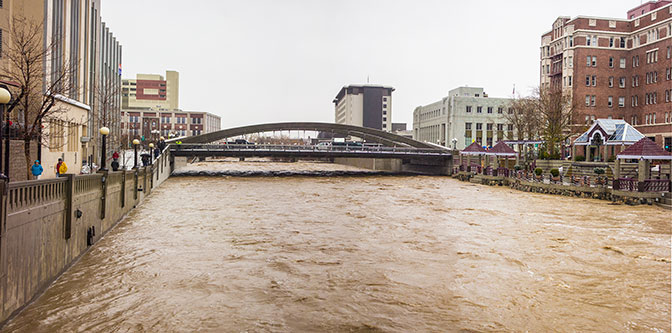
[0,148,173,325]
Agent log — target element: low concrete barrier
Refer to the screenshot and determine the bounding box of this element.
[0,149,172,325]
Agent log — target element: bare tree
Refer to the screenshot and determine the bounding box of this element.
[1,16,76,179]
[535,86,576,158]
[505,94,540,161]
[91,71,122,165]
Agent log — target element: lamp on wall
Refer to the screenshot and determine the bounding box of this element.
[133,139,140,168]
[0,86,11,180]
[99,127,110,171]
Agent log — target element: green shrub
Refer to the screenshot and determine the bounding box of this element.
[514,164,522,171]
[575,155,586,162]
[550,168,560,177]
[534,167,543,176]
[593,167,605,175]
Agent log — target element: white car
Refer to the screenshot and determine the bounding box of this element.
[316,142,331,150]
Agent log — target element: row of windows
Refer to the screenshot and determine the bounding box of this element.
[466,106,512,114]
[583,71,666,88]
[583,49,665,70]
[585,93,667,108]
[465,123,513,131]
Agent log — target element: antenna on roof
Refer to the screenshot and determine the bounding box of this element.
[367,75,370,84]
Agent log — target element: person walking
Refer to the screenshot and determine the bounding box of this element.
[56,158,68,177]
[157,137,167,152]
[31,160,43,180]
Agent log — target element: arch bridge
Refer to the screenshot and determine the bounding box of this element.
[167,122,453,175]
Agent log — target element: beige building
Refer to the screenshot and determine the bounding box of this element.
[122,71,179,110]
[121,109,221,145]
[0,0,121,180]
[413,87,514,150]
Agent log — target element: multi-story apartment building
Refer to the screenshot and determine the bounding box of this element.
[333,85,394,132]
[0,0,121,179]
[541,0,672,151]
[413,87,514,150]
[121,109,221,144]
[122,71,179,110]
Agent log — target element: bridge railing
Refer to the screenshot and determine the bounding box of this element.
[171,143,451,155]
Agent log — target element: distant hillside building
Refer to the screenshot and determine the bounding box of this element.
[122,71,179,110]
[333,85,394,131]
[413,87,514,150]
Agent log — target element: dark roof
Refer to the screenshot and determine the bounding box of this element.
[486,141,518,156]
[460,141,487,155]
[617,137,672,160]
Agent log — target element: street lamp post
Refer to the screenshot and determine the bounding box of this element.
[148,143,154,164]
[452,138,458,151]
[0,86,11,180]
[133,139,140,169]
[99,127,110,171]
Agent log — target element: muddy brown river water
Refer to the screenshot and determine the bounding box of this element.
[3,162,671,332]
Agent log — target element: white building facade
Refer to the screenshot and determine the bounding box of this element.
[413,87,514,150]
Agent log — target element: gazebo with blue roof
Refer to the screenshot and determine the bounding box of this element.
[572,119,644,161]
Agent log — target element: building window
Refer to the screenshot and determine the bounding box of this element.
[487,107,493,114]
[618,97,625,107]
[585,95,590,106]
[619,77,625,88]
[608,96,613,108]
[609,37,614,48]
[608,76,614,87]
[476,106,482,113]
[609,57,614,68]
[476,123,482,130]
[465,123,471,130]
[585,76,590,86]
[620,38,625,48]
[619,58,626,68]
[592,56,597,67]
[592,75,596,86]
[508,108,513,114]
[466,106,472,113]
[486,123,493,131]
[586,55,591,66]
[497,107,503,114]
[591,95,596,106]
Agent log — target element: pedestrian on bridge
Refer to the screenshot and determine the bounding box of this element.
[56,158,67,177]
[31,160,43,180]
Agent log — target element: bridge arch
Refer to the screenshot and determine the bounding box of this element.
[166,122,436,149]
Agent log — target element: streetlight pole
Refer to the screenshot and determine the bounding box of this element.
[99,126,110,171]
[133,139,140,169]
[148,143,154,164]
[0,86,11,180]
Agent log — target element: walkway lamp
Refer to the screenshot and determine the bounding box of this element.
[99,127,110,171]
[452,138,458,151]
[0,86,11,179]
[149,143,155,164]
[133,139,140,168]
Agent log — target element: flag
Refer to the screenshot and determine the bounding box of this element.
[118,64,122,75]
[512,84,515,95]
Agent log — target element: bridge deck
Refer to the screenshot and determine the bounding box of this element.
[170,144,452,160]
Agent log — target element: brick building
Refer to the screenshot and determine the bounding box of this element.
[121,109,221,145]
[541,1,672,151]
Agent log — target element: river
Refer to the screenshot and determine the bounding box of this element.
[3,161,670,332]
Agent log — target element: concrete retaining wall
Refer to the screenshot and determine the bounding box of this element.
[0,150,172,325]
[333,157,403,172]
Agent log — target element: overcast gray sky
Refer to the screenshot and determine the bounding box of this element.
[101,0,643,128]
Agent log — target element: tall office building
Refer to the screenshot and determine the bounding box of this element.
[122,70,179,110]
[333,85,394,132]
[413,87,514,150]
[540,0,672,150]
[0,0,122,179]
